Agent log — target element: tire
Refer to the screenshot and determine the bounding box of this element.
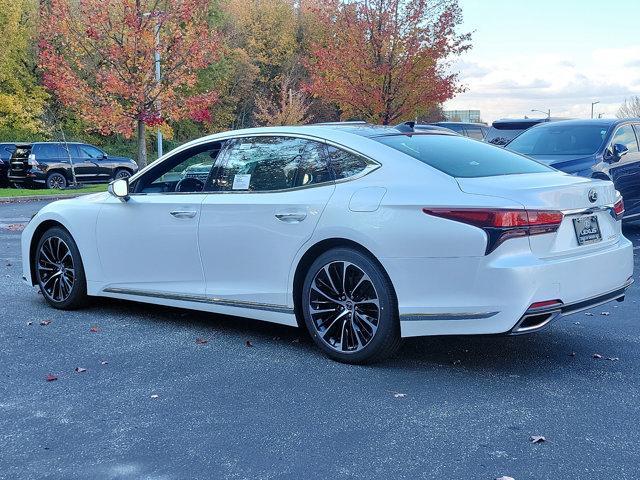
[301,247,401,364]
[46,172,67,190]
[114,169,131,180]
[34,227,88,310]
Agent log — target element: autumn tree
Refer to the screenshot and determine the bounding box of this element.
[0,0,48,137]
[306,0,470,125]
[617,96,640,119]
[39,0,221,167]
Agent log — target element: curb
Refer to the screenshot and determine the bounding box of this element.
[0,193,89,204]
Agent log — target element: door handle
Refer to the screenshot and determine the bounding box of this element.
[170,210,197,219]
[275,212,307,223]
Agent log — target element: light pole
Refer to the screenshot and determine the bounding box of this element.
[531,109,550,119]
[143,12,163,159]
[591,101,600,119]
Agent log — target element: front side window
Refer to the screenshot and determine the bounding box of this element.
[133,141,224,194]
[374,134,552,178]
[216,136,332,192]
[78,144,104,159]
[610,124,639,152]
[508,124,608,157]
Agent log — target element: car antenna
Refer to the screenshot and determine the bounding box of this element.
[395,121,416,133]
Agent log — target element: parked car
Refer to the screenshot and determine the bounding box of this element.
[485,118,553,146]
[8,142,138,189]
[22,123,632,363]
[0,142,17,186]
[507,118,640,219]
[428,122,488,140]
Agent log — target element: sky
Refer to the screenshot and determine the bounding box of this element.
[444,0,640,123]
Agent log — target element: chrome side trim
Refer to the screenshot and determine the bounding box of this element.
[102,287,294,314]
[400,311,499,322]
[561,204,614,215]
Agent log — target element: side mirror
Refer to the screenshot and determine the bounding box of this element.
[606,143,629,163]
[108,178,129,202]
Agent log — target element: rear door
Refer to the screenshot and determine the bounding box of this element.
[198,135,335,308]
[608,123,640,215]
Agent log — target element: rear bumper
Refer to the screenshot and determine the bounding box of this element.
[383,236,634,337]
[510,278,632,334]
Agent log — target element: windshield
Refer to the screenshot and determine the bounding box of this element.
[374,134,553,178]
[507,124,608,156]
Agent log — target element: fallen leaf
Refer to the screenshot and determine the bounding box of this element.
[606,357,619,361]
[100,361,108,365]
[4,223,25,232]
[74,367,87,373]
[593,353,603,359]
[573,321,581,325]
[195,337,208,345]
[45,374,58,382]
[245,340,253,347]
[584,312,594,316]
[530,435,546,444]
[27,321,33,326]
[601,312,610,316]
[393,392,407,398]
[89,326,99,333]
[495,477,515,480]
[150,394,159,399]
[40,320,52,326]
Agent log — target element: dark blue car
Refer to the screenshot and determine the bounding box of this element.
[507,119,640,219]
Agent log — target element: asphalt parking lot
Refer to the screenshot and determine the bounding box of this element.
[1,200,639,480]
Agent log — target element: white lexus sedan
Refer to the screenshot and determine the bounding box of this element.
[21,123,634,363]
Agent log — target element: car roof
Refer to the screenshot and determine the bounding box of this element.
[527,118,640,128]
[433,121,487,127]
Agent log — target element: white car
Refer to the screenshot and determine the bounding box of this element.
[21,123,634,363]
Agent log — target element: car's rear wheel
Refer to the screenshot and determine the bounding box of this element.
[34,227,88,309]
[46,172,67,190]
[301,247,401,364]
[114,169,131,180]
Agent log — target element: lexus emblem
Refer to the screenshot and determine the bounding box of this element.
[588,189,598,203]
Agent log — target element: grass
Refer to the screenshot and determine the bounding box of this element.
[0,184,107,198]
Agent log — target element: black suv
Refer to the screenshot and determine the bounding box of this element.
[8,142,138,189]
[485,118,556,146]
[0,142,17,186]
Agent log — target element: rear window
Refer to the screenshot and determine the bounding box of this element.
[374,134,553,178]
[484,127,525,146]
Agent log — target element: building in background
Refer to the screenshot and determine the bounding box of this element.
[443,109,482,123]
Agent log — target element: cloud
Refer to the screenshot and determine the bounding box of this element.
[446,46,640,122]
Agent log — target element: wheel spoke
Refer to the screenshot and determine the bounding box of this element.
[323,265,340,295]
[319,309,349,340]
[311,281,341,304]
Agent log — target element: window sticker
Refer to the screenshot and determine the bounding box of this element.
[232,174,251,190]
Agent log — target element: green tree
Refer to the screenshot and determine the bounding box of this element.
[0,0,48,138]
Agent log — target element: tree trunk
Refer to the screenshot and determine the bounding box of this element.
[137,119,147,169]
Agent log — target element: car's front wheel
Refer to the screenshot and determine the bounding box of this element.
[301,247,401,364]
[46,172,67,189]
[114,168,131,180]
[34,227,88,309]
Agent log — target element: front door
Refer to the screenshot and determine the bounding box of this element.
[95,141,223,295]
[608,124,640,215]
[199,136,335,308]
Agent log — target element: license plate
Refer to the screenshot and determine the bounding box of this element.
[573,215,602,246]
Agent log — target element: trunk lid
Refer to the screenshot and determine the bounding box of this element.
[456,172,620,258]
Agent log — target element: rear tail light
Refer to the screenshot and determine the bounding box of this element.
[422,208,564,254]
[613,198,624,220]
[27,153,38,166]
[529,299,563,310]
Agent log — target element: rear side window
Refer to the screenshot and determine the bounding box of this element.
[34,143,69,158]
[485,127,524,146]
[326,145,373,179]
[374,134,553,178]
